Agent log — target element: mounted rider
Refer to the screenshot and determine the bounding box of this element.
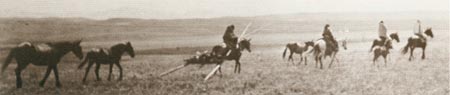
[322,24,338,51]
[378,21,388,45]
[222,25,239,56]
[413,20,426,42]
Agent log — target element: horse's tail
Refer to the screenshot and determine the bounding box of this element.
[313,45,321,55]
[78,52,92,69]
[282,46,288,59]
[2,48,16,74]
[401,38,412,54]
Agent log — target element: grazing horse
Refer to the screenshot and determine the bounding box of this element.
[211,38,251,73]
[372,39,393,66]
[370,33,400,52]
[78,42,135,82]
[1,40,83,88]
[282,41,315,65]
[401,28,434,61]
[311,38,347,69]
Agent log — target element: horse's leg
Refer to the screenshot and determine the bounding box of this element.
[15,62,28,88]
[409,47,415,61]
[114,62,123,81]
[108,64,113,81]
[383,54,387,67]
[52,65,62,87]
[329,53,336,68]
[289,52,295,65]
[82,61,95,82]
[304,56,308,66]
[234,60,241,73]
[299,55,303,65]
[319,56,323,69]
[39,65,53,87]
[94,63,102,81]
[373,53,378,66]
[421,47,426,59]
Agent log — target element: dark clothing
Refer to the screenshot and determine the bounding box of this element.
[223,25,238,49]
[322,27,338,52]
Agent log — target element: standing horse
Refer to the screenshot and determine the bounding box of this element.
[372,39,393,66]
[282,41,315,65]
[311,38,347,69]
[78,42,135,82]
[401,28,434,61]
[370,33,400,52]
[211,38,251,73]
[1,40,83,88]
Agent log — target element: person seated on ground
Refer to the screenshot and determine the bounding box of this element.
[322,24,338,51]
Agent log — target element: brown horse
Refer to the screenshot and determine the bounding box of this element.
[1,40,83,88]
[372,39,393,66]
[282,41,315,65]
[211,38,251,73]
[401,28,434,61]
[370,33,400,52]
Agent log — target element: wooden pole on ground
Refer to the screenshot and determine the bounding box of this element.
[159,64,187,77]
[203,64,222,81]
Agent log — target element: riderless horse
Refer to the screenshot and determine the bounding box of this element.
[401,28,434,61]
[282,41,315,65]
[78,42,135,82]
[1,40,83,88]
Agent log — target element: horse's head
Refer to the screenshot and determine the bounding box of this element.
[424,28,434,38]
[389,33,400,42]
[125,42,135,58]
[71,40,84,60]
[340,39,348,50]
[305,41,315,48]
[239,38,252,52]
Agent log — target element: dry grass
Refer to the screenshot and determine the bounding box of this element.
[0,13,448,95]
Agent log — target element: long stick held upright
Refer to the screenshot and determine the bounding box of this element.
[238,23,252,42]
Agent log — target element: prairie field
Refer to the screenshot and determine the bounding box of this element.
[0,12,448,95]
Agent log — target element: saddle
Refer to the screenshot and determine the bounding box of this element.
[18,42,52,53]
[91,48,110,55]
[412,33,426,43]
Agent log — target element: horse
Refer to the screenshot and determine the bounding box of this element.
[211,38,251,74]
[401,28,434,61]
[372,39,393,66]
[370,33,400,52]
[1,40,83,88]
[78,42,135,82]
[282,41,315,65]
[311,38,347,69]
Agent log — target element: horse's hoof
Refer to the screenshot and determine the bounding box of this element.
[39,81,45,87]
[56,83,62,88]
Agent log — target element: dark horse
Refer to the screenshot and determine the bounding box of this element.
[370,33,400,52]
[78,42,135,82]
[402,28,434,61]
[282,41,315,65]
[211,38,251,73]
[1,40,83,88]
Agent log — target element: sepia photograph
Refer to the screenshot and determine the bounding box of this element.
[0,0,448,95]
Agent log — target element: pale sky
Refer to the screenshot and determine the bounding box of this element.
[0,0,448,19]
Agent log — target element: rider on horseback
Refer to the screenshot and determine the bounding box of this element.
[222,25,239,56]
[322,24,338,51]
[413,20,426,42]
[378,21,388,45]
